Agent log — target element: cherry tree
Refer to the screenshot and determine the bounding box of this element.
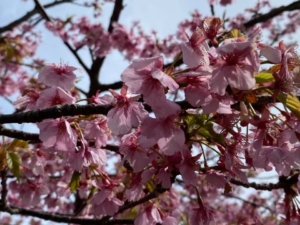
[2,0,300,224]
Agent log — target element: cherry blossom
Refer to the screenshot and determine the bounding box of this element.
[210,37,260,95]
[37,118,77,152]
[38,63,77,91]
[36,87,75,109]
[107,85,148,135]
[121,55,179,106]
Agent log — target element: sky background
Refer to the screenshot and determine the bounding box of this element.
[0,0,298,223]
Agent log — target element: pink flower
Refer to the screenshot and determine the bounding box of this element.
[189,202,215,225]
[91,188,124,216]
[38,63,77,90]
[210,38,259,95]
[84,116,111,147]
[181,27,210,68]
[37,118,77,151]
[120,133,150,172]
[14,89,39,111]
[125,174,143,201]
[176,72,211,108]
[107,86,148,135]
[178,146,201,185]
[36,87,75,109]
[138,115,185,155]
[9,180,49,207]
[121,56,179,106]
[220,0,235,6]
[90,90,114,105]
[134,205,162,225]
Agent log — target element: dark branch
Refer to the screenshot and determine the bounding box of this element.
[2,205,134,225]
[230,173,299,191]
[33,0,90,74]
[0,125,120,153]
[0,100,193,124]
[0,0,73,34]
[0,170,8,207]
[88,0,124,98]
[0,94,288,125]
[244,1,300,28]
[118,184,167,214]
[99,81,123,92]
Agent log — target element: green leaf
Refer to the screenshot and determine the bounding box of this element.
[198,122,225,145]
[255,72,274,84]
[277,93,300,119]
[121,208,138,219]
[183,113,208,134]
[6,152,21,181]
[68,171,81,192]
[7,139,28,152]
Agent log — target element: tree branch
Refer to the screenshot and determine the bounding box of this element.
[88,0,124,98]
[0,0,73,34]
[244,0,300,28]
[0,125,120,153]
[230,173,299,191]
[1,205,134,225]
[33,0,90,74]
[0,93,290,125]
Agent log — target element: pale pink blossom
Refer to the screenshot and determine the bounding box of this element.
[90,90,114,105]
[91,188,123,216]
[189,202,215,225]
[107,86,148,135]
[36,87,75,109]
[125,174,143,201]
[38,63,77,90]
[162,216,178,225]
[138,116,185,155]
[120,133,150,172]
[38,118,77,151]
[181,27,210,68]
[134,205,162,225]
[210,38,259,95]
[14,89,39,111]
[121,55,179,106]
[178,146,201,185]
[84,116,111,147]
[9,180,49,207]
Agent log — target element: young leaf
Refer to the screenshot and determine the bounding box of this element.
[6,152,21,181]
[68,171,81,192]
[255,72,274,84]
[6,139,28,152]
[277,93,300,119]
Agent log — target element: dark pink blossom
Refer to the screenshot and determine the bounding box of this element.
[38,63,77,90]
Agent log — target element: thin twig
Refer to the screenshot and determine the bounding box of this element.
[0,0,73,34]
[244,1,300,28]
